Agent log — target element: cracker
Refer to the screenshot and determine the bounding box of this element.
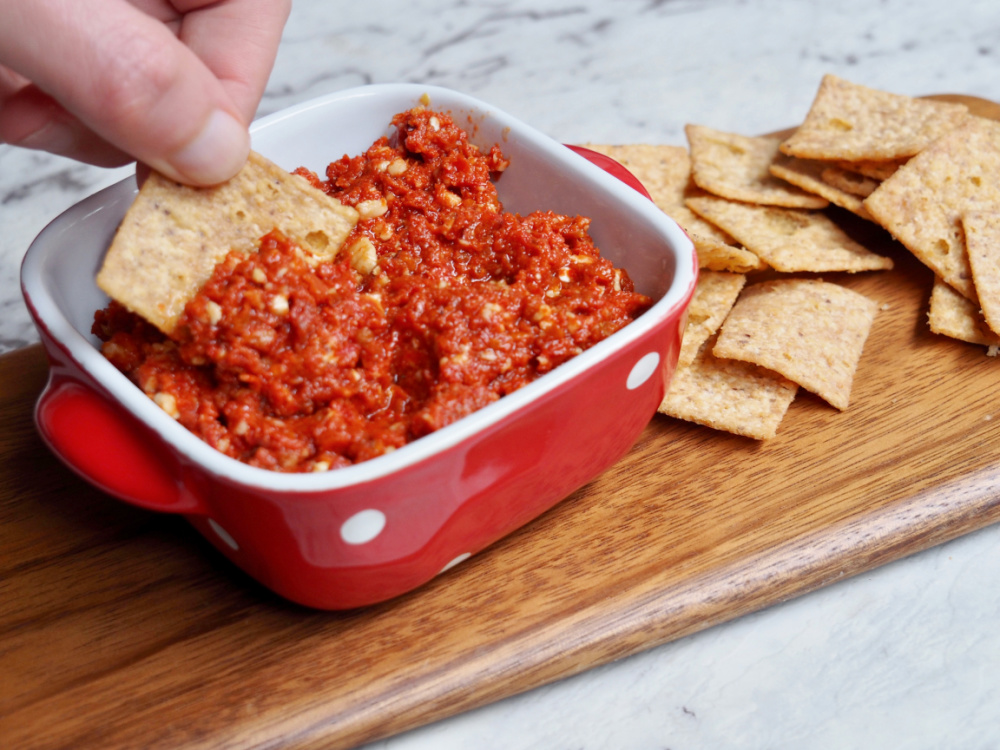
[927,276,1000,347]
[834,158,905,182]
[712,279,879,410]
[97,151,360,333]
[677,187,766,273]
[864,116,1000,300]
[820,165,879,198]
[769,153,872,220]
[780,74,969,161]
[581,143,690,210]
[685,125,828,209]
[678,271,747,366]
[585,143,765,272]
[964,211,1000,335]
[679,209,766,273]
[660,333,798,440]
[685,195,893,273]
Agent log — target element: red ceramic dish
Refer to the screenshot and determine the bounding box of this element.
[21,84,697,609]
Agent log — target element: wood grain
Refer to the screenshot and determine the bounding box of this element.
[4,94,1000,750]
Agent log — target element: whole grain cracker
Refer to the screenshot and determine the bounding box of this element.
[713,279,879,410]
[660,333,798,440]
[769,153,872,220]
[97,151,359,333]
[685,195,893,273]
[679,209,766,273]
[678,271,747,366]
[963,211,1000,335]
[927,276,1000,348]
[834,158,905,182]
[864,115,1000,301]
[686,125,828,209]
[585,143,765,273]
[680,187,766,272]
[780,74,969,161]
[581,143,690,210]
[820,165,880,198]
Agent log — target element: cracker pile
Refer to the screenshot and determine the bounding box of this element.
[593,73,1000,440]
[777,75,1000,354]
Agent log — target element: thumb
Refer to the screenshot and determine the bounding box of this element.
[0,0,250,185]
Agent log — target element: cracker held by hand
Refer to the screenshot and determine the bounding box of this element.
[780,74,969,161]
[585,143,764,272]
[97,151,360,333]
[713,279,879,410]
[678,271,747,366]
[686,124,828,209]
[660,333,798,440]
[864,116,1000,301]
[685,195,893,273]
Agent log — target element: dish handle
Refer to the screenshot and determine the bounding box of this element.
[35,374,206,514]
[564,145,653,200]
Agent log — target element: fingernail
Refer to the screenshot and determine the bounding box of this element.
[167,110,250,185]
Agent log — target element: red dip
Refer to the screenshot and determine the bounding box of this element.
[93,108,651,472]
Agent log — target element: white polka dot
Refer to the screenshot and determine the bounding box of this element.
[208,518,239,551]
[340,509,386,545]
[627,352,660,390]
[439,552,472,574]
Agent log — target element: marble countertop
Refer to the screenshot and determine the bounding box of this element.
[3,0,1000,747]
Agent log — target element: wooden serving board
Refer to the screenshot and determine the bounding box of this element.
[5,94,1000,750]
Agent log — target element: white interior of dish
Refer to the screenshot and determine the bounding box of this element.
[21,83,695,493]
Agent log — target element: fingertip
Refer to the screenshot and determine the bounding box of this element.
[151,109,250,186]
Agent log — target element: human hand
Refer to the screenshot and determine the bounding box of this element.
[0,0,291,185]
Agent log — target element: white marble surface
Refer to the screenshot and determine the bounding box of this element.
[4,0,1000,746]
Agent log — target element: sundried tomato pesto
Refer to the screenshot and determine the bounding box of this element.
[93,108,651,473]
